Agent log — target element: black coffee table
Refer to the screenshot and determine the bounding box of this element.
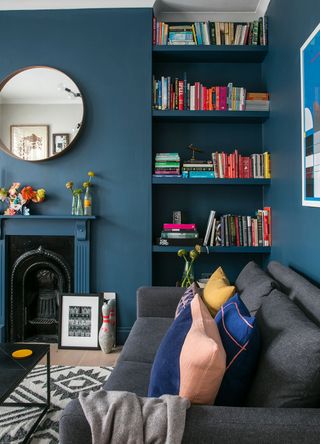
[0,343,50,443]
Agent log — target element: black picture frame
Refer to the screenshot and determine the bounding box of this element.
[52,133,70,154]
[58,293,103,350]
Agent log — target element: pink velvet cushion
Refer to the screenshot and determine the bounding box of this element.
[179,294,226,404]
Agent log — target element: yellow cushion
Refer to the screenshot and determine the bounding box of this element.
[203,267,236,316]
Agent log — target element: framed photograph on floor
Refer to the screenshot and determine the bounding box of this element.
[58,293,103,349]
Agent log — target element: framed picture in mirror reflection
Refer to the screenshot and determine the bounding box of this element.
[10,124,49,161]
[53,133,70,154]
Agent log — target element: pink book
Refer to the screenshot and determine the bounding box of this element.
[163,223,197,231]
[220,86,227,110]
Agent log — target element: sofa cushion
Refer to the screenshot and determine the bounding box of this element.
[175,282,199,318]
[103,361,152,397]
[148,294,226,404]
[267,261,320,327]
[235,261,277,315]
[203,266,236,316]
[118,317,172,364]
[214,293,260,406]
[246,289,320,407]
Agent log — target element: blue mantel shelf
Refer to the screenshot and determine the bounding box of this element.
[0,215,96,341]
[0,215,96,219]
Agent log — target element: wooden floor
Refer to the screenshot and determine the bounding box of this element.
[39,344,122,366]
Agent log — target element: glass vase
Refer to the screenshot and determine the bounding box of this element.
[75,194,84,216]
[181,261,195,288]
[71,195,77,215]
[84,187,92,216]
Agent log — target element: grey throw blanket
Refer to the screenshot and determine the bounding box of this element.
[79,390,190,444]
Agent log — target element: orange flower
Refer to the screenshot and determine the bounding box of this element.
[21,186,36,201]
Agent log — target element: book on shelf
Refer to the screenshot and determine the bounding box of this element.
[153,17,268,46]
[163,223,196,231]
[154,152,180,176]
[156,237,203,246]
[203,207,272,247]
[157,222,199,244]
[153,75,269,112]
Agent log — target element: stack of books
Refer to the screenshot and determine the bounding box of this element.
[153,75,248,111]
[246,92,270,111]
[153,18,268,46]
[182,160,214,178]
[156,223,202,246]
[203,208,272,247]
[212,150,271,179]
[154,153,181,177]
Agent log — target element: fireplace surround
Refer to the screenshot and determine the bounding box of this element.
[0,215,95,342]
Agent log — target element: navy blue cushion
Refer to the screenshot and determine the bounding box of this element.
[148,303,193,397]
[214,294,260,406]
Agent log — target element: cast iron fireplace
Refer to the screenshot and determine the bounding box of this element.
[8,236,74,342]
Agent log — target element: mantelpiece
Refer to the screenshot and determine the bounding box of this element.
[0,215,96,341]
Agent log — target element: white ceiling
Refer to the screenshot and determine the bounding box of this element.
[0,67,82,104]
[0,0,271,20]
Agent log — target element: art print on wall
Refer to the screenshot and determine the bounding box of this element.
[10,125,49,161]
[53,133,70,154]
[301,23,320,207]
[58,293,102,349]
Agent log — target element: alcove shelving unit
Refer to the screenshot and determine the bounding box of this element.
[151,42,271,285]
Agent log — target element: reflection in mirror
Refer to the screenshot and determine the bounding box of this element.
[0,66,84,161]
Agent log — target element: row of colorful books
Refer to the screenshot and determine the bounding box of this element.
[152,76,269,112]
[153,18,268,46]
[204,208,272,247]
[211,150,271,179]
[154,151,271,179]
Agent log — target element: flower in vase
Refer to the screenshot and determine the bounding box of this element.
[88,171,95,178]
[0,188,7,202]
[83,181,91,188]
[32,188,46,203]
[66,181,74,190]
[4,207,16,216]
[8,183,20,196]
[21,186,36,201]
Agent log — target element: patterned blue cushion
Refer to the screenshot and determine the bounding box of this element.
[214,293,260,406]
[175,282,199,318]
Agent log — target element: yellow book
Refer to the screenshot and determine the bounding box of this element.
[264,152,271,178]
[191,24,197,45]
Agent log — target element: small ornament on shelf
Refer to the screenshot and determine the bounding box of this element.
[0,183,46,215]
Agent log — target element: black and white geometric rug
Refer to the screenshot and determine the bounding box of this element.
[0,365,112,443]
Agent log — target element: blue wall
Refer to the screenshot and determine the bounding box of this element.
[263,0,320,282]
[0,8,152,343]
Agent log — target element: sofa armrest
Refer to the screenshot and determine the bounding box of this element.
[183,405,320,444]
[137,286,185,318]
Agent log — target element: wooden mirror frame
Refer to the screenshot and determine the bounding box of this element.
[0,65,85,162]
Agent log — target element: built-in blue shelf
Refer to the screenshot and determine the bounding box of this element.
[152,110,269,123]
[153,45,268,63]
[0,215,96,220]
[152,177,270,185]
[152,245,271,254]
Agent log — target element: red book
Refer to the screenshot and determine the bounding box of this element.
[153,17,156,45]
[235,149,239,178]
[216,86,220,110]
[202,86,207,110]
[243,157,250,178]
[263,207,272,246]
[178,80,184,110]
[195,82,200,111]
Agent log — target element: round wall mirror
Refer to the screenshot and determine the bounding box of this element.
[0,66,84,161]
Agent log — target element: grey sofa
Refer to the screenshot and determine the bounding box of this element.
[60,261,320,443]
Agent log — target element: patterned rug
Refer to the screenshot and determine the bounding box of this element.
[0,365,112,444]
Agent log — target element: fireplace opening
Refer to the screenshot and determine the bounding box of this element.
[8,236,74,343]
